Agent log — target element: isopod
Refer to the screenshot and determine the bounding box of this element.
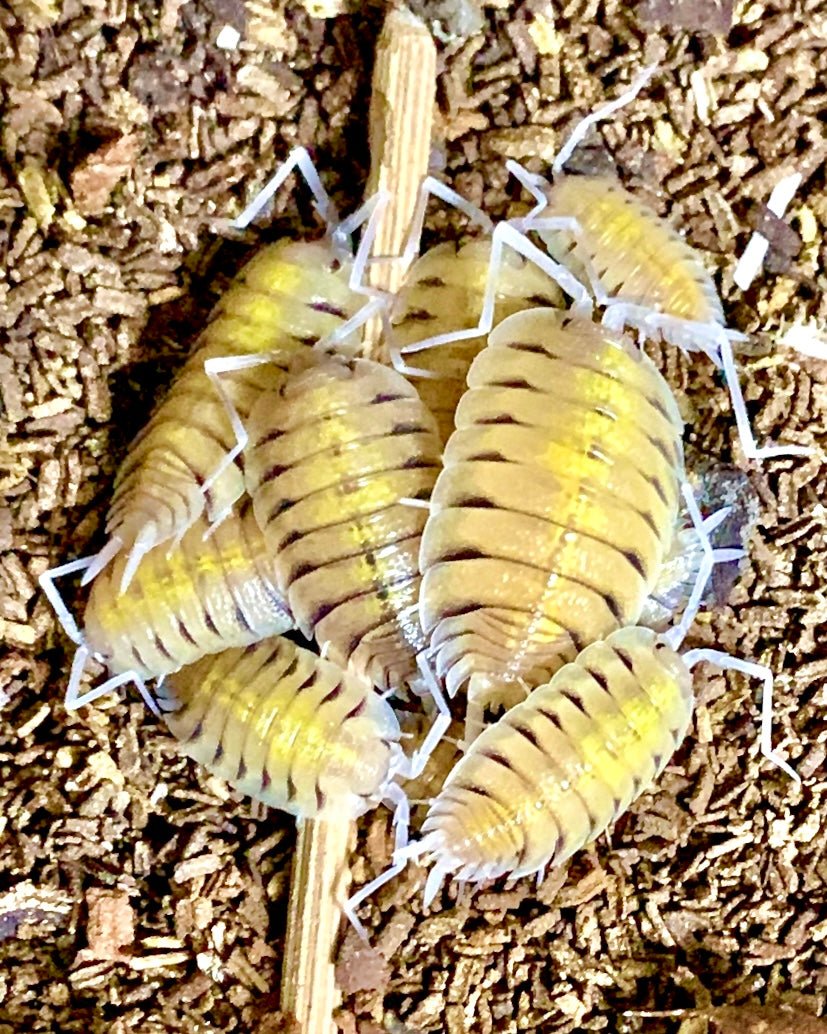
[389,238,564,445]
[406,621,798,904]
[242,350,444,696]
[157,636,402,821]
[83,148,387,593]
[418,306,685,729]
[504,66,809,460]
[156,633,427,939]
[39,500,293,714]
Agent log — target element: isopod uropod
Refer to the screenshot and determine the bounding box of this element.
[40,501,293,713]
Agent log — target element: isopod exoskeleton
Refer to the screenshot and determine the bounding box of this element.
[156,636,401,820]
[79,147,390,593]
[40,501,293,713]
[404,617,798,903]
[504,67,810,460]
[419,306,685,715]
[243,352,443,694]
[98,237,369,592]
[389,239,564,445]
[416,625,694,891]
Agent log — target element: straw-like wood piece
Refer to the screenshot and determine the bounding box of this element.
[280,9,436,1032]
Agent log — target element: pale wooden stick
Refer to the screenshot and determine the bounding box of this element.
[280,9,436,1033]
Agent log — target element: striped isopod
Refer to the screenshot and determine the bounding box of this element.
[419,306,685,718]
[40,500,293,713]
[405,622,797,903]
[79,147,388,592]
[243,351,443,694]
[156,636,402,820]
[505,66,809,460]
[92,237,369,592]
[389,238,564,445]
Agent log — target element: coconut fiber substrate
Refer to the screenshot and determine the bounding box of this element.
[1,1,826,1032]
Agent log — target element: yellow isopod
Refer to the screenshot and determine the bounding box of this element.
[157,636,402,820]
[243,351,443,693]
[398,623,797,903]
[39,500,292,714]
[89,237,369,592]
[419,307,684,724]
[505,67,809,460]
[389,239,564,445]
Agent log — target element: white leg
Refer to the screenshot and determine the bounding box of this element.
[65,662,161,719]
[79,536,123,587]
[681,648,799,783]
[663,481,716,651]
[505,160,551,223]
[399,175,494,277]
[718,334,813,460]
[38,557,94,645]
[201,352,275,507]
[552,63,658,176]
[396,654,451,779]
[341,781,411,942]
[487,221,593,316]
[232,146,338,231]
[393,216,593,375]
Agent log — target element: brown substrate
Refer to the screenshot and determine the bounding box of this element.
[1,1,825,1032]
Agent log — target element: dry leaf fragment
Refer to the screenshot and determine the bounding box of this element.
[70,134,140,217]
[74,889,135,964]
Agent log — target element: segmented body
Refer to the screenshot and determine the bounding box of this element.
[105,239,365,570]
[157,637,400,818]
[541,176,724,326]
[419,307,685,700]
[244,353,442,691]
[390,240,564,445]
[84,501,292,680]
[419,626,693,885]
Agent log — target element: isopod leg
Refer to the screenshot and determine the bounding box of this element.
[65,655,161,719]
[398,174,494,277]
[552,63,658,176]
[38,557,94,645]
[486,221,593,317]
[317,191,393,354]
[200,352,275,525]
[386,179,499,377]
[232,146,338,232]
[401,654,451,779]
[682,648,799,784]
[718,333,814,460]
[341,781,411,943]
[663,482,718,651]
[391,215,593,378]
